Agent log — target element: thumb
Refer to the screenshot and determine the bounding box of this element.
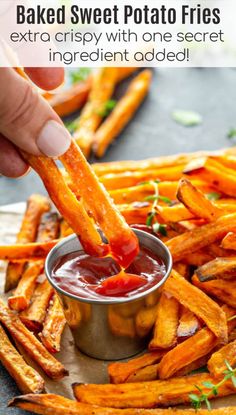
[0,68,71,157]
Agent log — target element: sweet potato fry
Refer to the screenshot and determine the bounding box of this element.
[8,261,44,311]
[40,294,66,353]
[0,240,58,261]
[94,70,152,158]
[74,67,118,157]
[166,213,236,262]
[177,178,222,221]
[192,274,236,308]
[149,293,179,350]
[221,232,236,250]
[164,270,228,342]
[60,140,139,268]
[126,364,160,383]
[0,324,44,394]
[0,299,68,379]
[208,340,236,378]
[109,180,212,205]
[184,157,236,197]
[73,372,234,408]
[5,194,50,292]
[158,327,217,379]
[108,351,165,384]
[10,393,236,415]
[182,250,214,266]
[196,257,236,282]
[47,77,92,116]
[21,151,107,257]
[157,204,195,223]
[20,279,54,332]
[99,166,185,191]
[135,304,158,337]
[8,212,60,311]
[177,306,200,339]
[118,203,150,225]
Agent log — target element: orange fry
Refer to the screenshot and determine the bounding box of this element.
[221,232,236,250]
[177,306,200,339]
[73,372,234,408]
[192,274,236,308]
[166,213,236,262]
[0,299,67,379]
[164,270,228,342]
[5,194,50,292]
[149,293,179,350]
[0,240,58,261]
[60,140,139,268]
[108,351,165,384]
[40,294,66,353]
[0,324,44,394]
[208,340,236,378]
[21,151,107,257]
[10,393,236,415]
[74,67,118,158]
[94,70,152,158]
[20,279,54,332]
[196,257,236,282]
[177,178,222,221]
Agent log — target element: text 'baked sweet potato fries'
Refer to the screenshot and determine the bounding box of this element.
[2,141,236,412]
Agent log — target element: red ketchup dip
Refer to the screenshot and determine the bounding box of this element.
[51,247,166,300]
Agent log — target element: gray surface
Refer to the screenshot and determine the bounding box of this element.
[1,68,236,414]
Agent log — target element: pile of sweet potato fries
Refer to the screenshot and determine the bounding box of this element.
[45,67,152,158]
[0,145,236,412]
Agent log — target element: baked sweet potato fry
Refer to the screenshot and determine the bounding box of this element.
[208,340,236,378]
[10,393,236,415]
[164,270,228,342]
[184,157,236,197]
[40,294,66,353]
[5,194,50,292]
[0,324,44,394]
[158,327,217,379]
[73,372,234,408]
[20,279,54,332]
[221,232,236,250]
[196,257,236,282]
[47,77,91,117]
[74,67,118,157]
[149,293,179,350]
[21,151,107,257]
[0,299,68,379]
[8,212,60,311]
[166,213,236,262]
[0,240,58,261]
[177,306,200,339]
[99,165,185,191]
[177,178,222,221]
[94,70,152,158]
[126,363,160,383]
[60,140,139,268]
[135,304,158,337]
[108,351,165,384]
[192,274,236,308]
[8,261,44,311]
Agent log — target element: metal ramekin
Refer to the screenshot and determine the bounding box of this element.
[45,229,172,360]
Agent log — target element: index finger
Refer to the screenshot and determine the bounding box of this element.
[24,68,64,91]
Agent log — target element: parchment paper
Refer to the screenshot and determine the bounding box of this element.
[0,203,235,408]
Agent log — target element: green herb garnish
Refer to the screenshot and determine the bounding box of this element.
[227,128,236,139]
[172,110,202,127]
[152,222,167,236]
[206,192,221,201]
[69,68,91,84]
[145,194,172,205]
[189,360,236,410]
[98,100,117,118]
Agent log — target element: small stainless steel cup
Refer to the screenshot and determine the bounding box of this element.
[45,229,172,360]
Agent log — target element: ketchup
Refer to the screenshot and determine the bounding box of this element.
[52,247,166,300]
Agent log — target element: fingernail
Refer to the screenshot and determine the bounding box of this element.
[37,120,71,157]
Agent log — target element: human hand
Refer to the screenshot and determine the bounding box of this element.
[0,67,71,177]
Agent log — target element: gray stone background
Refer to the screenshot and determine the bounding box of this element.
[1,68,236,414]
